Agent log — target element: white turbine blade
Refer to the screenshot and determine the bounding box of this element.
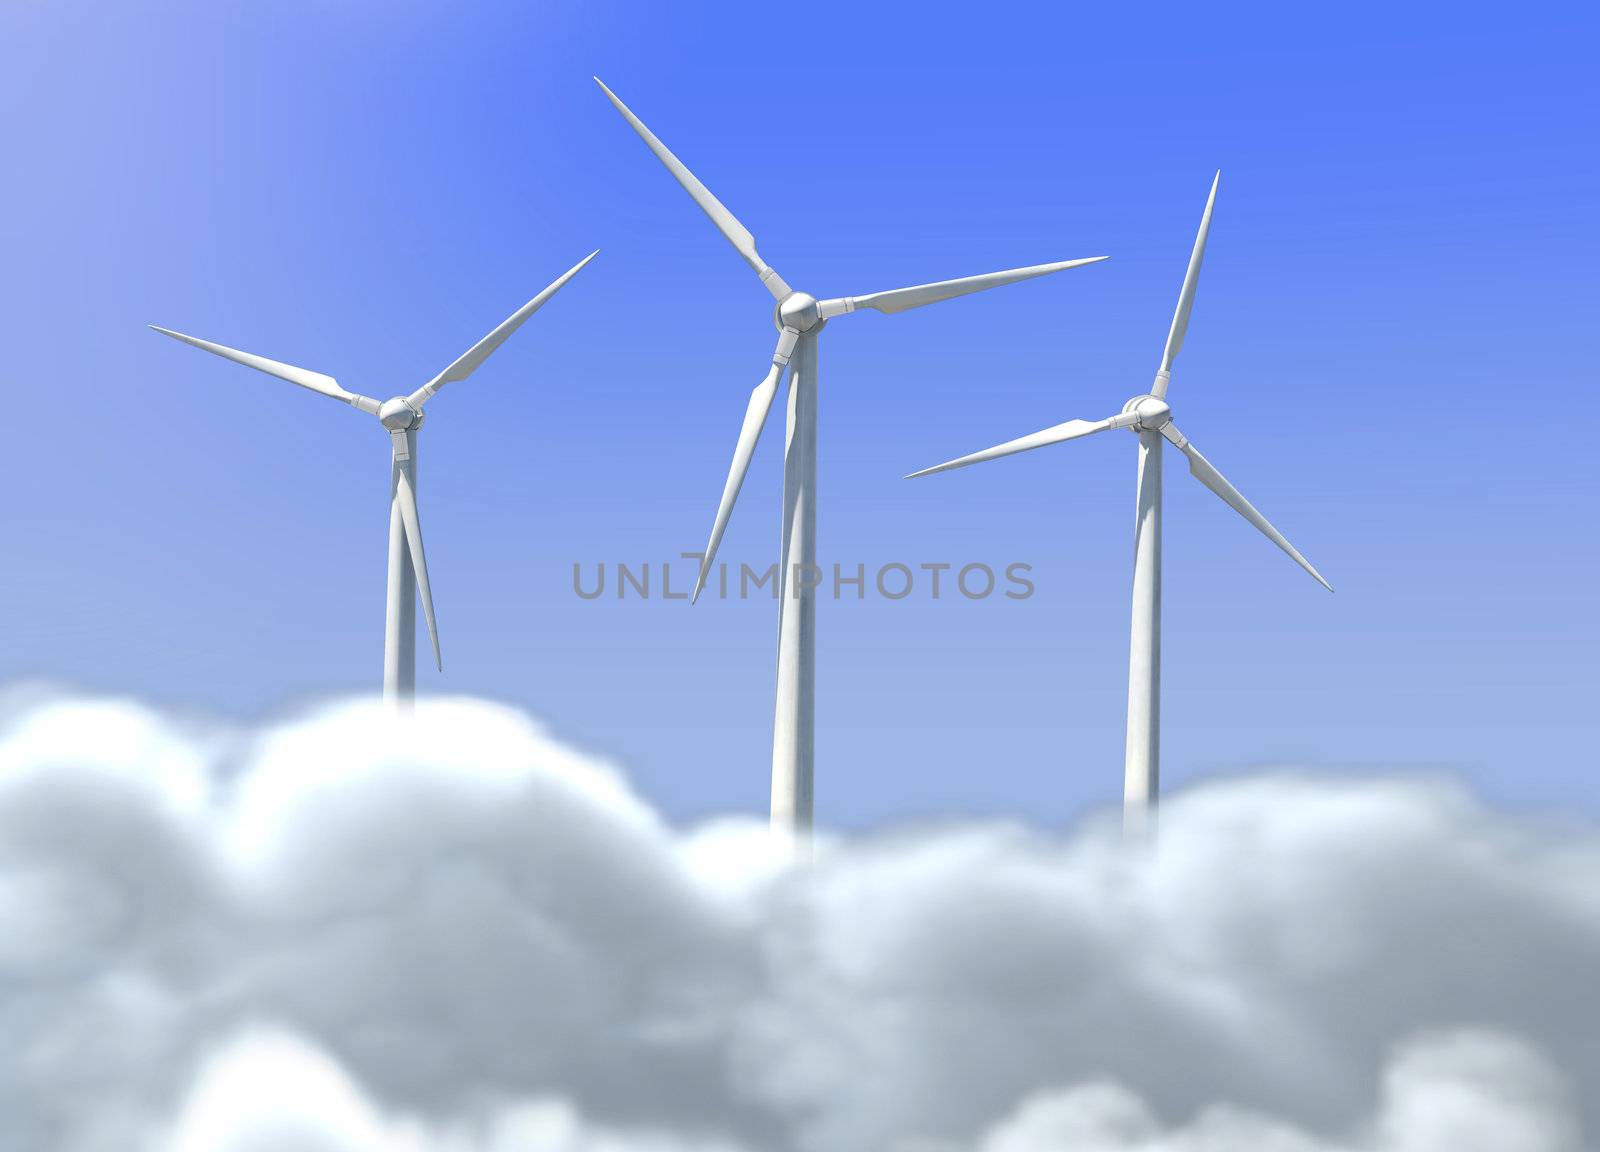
[392,453,443,670]
[408,251,599,408]
[1153,171,1220,397]
[817,257,1107,319]
[150,325,381,414]
[691,327,800,603]
[1161,422,1332,591]
[594,77,791,300]
[906,412,1129,478]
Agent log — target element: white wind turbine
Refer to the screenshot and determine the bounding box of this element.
[596,78,1105,848]
[151,251,597,704]
[909,174,1331,831]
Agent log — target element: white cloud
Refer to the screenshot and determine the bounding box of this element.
[978,1030,1582,1152]
[0,689,1593,1152]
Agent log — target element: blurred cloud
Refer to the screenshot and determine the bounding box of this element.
[0,688,1593,1152]
[979,1031,1581,1152]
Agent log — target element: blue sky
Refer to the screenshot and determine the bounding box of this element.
[1,1,1595,828]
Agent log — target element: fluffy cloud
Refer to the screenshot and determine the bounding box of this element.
[0,687,1594,1152]
[165,1029,754,1152]
[979,1030,1581,1152]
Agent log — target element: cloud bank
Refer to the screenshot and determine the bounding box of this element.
[0,686,1594,1152]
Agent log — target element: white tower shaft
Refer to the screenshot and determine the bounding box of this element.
[771,330,818,849]
[1124,428,1162,832]
[383,429,419,706]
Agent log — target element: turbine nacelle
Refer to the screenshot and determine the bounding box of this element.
[775,291,822,333]
[378,397,425,431]
[1123,394,1172,432]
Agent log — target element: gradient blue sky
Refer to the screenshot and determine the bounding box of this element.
[1,1,1595,827]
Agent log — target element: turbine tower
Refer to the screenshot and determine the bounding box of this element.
[596,78,1105,850]
[151,251,597,705]
[909,174,1330,833]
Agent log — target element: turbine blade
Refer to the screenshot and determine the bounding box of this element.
[408,251,599,408]
[1153,171,1220,396]
[149,325,380,414]
[691,328,799,602]
[906,413,1129,478]
[1161,422,1332,591]
[391,443,443,670]
[818,257,1107,319]
[594,77,791,300]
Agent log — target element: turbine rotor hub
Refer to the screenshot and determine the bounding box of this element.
[1123,394,1172,431]
[378,397,424,431]
[775,291,822,333]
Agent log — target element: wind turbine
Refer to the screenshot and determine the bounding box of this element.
[909,173,1330,832]
[596,78,1105,850]
[150,251,597,705]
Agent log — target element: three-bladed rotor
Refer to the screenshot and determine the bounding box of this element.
[908,173,1331,593]
[150,249,599,675]
[594,78,1107,602]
